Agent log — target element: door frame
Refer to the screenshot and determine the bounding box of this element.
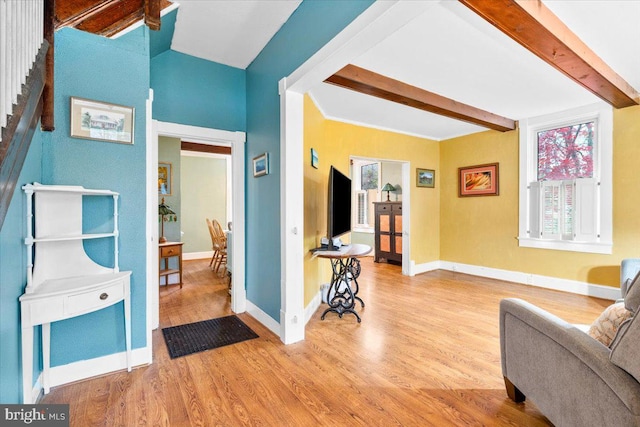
[278,1,431,343]
[350,155,411,275]
[147,120,246,334]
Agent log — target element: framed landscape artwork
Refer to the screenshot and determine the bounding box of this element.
[253,153,269,177]
[70,97,134,144]
[416,168,435,188]
[458,163,499,197]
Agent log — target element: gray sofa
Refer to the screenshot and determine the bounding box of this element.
[500,293,640,426]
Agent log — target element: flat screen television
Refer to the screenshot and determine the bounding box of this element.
[327,166,351,250]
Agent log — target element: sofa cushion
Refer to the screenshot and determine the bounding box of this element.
[588,302,633,347]
[610,312,640,383]
[624,270,640,313]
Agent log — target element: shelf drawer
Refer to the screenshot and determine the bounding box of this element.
[65,280,125,316]
[160,245,181,258]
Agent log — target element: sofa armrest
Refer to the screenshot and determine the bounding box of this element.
[500,298,640,425]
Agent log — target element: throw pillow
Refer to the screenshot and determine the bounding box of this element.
[623,270,640,313]
[588,302,633,347]
[610,313,640,383]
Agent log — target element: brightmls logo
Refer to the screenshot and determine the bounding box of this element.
[0,405,69,427]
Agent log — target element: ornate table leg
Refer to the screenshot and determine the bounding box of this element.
[321,257,361,322]
[347,258,365,308]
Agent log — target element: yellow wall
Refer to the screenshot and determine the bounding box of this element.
[303,95,440,305]
[440,105,640,287]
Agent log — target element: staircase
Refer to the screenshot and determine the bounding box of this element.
[0,0,167,231]
[0,0,48,231]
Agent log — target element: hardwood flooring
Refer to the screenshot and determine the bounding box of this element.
[40,257,610,426]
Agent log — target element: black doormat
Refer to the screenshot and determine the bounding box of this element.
[162,315,259,359]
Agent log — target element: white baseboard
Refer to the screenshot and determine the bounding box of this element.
[246,300,280,337]
[305,291,322,325]
[47,346,152,391]
[411,260,621,301]
[183,251,212,261]
[409,260,442,276]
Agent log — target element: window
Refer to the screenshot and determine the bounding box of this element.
[352,160,380,231]
[518,103,612,254]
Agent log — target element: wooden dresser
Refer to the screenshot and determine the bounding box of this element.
[373,201,402,264]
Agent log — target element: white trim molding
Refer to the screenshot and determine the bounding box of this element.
[433,261,620,301]
[150,121,247,336]
[44,347,151,397]
[518,102,613,254]
[246,300,280,338]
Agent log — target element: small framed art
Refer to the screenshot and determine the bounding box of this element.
[253,153,269,177]
[416,168,435,188]
[158,162,172,195]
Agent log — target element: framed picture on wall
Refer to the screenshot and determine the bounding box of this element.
[158,162,172,195]
[70,97,134,144]
[458,163,499,197]
[253,153,269,177]
[416,168,435,188]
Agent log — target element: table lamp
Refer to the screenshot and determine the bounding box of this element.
[382,183,396,201]
[158,197,176,243]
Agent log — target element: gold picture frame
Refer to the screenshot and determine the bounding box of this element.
[416,168,435,188]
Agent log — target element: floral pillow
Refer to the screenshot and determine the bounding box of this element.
[588,302,633,347]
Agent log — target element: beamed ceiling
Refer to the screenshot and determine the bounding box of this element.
[54,0,172,37]
[57,0,640,141]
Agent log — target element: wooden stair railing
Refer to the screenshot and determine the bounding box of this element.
[0,42,48,231]
[0,0,165,231]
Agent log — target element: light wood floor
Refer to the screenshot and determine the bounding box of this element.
[40,257,610,426]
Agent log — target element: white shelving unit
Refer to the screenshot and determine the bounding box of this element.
[20,183,132,404]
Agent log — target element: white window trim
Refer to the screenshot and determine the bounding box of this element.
[518,102,612,254]
[352,159,381,232]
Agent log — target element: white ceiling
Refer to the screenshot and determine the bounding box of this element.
[171,0,302,69]
[170,0,640,140]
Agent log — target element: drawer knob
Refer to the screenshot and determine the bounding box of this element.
[100,293,109,300]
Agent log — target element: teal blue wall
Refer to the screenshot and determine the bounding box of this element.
[0,128,44,403]
[0,0,374,403]
[41,27,149,367]
[150,8,177,58]
[151,50,246,131]
[245,0,374,320]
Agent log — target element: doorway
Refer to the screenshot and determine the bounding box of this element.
[148,120,246,332]
[350,156,411,276]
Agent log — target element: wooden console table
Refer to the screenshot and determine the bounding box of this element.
[159,242,183,288]
[313,244,371,322]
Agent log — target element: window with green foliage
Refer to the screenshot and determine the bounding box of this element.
[361,163,378,191]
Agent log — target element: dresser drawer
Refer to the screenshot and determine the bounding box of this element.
[161,245,181,258]
[65,280,125,316]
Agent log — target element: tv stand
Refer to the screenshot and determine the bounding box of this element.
[313,244,371,322]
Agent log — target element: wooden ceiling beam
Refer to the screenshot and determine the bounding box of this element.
[458,0,640,108]
[181,142,232,156]
[145,0,162,31]
[55,0,170,36]
[325,64,516,132]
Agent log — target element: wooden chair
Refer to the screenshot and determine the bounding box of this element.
[206,218,219,268]
[207,218,227,275]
